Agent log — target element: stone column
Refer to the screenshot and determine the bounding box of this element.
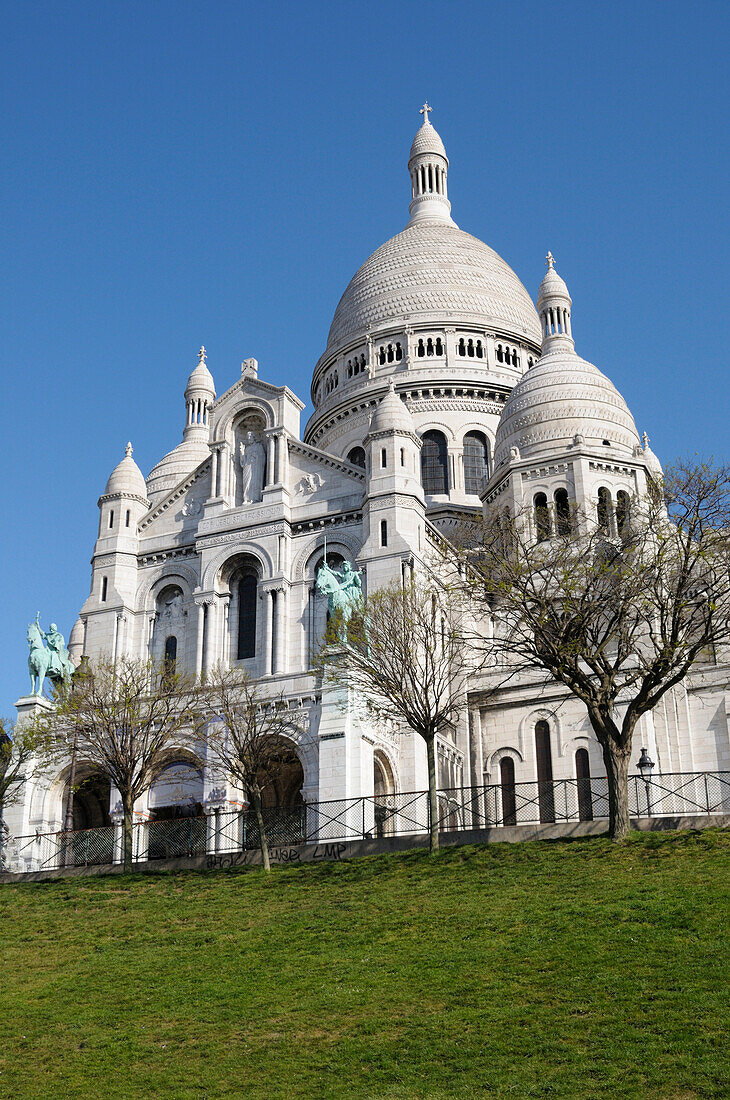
[204,599,218,673]
[274,584,288,675]
[262,588,274,676]
[221,595,231,667]
[195,601,205,676]
[211,448,219,498]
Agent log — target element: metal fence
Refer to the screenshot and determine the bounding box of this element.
[5,770,729,874]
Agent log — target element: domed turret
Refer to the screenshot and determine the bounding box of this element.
[184,346,216,440]
[642,432,664,480]
[494,259,640,466]
[369,380,416,435]
[536,252,573,351]
[104,442,148,500]
[147,346,215,502]
[408,103,455,227]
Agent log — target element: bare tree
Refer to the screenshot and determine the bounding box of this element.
[466,460,730,840]
[34,656,199,871]
[200,666,306,872]
[0,717,55,870]
[315,578,473,853]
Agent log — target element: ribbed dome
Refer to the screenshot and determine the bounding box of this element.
[409,121,447,162]
[369,381,416,434]
[494,346,640,466]
[146,438,211,501]
[325,223,542,354]
[104,443,148,499]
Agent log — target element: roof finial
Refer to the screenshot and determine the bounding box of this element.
[642,431,650,449]
[125,441,133,458]
[546,251,555,270]
[419,101,433,125]
[198,346,207,363]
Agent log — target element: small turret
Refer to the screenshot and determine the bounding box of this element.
[184,346,216,440]
[537,252,573,353]
[407,103,456,227]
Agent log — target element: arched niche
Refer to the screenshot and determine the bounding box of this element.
[232,410,268,506]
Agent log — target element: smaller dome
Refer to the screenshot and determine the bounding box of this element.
[104,443,148,499]
[186,346,215,398]
[409,121,447,163]
[642,432,663,479]
[369,381,415,434]
[146,438,210,502]
[68,618,84,664]
[494,346,640,466]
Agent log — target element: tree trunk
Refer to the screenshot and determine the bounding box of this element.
[599,739,632,841]
[425,734,439,854]
[251,787,271,872]
[122,791,134,873]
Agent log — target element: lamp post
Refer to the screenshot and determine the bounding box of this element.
[636,747,655,818]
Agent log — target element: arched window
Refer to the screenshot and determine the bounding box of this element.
[575,747,593,821]
[164,635,177,674]
[463,432,490,495]
[535,720,555,823]
[380,519,388,547]
[458,338,466,356]
[395,342,403,361]
[534,493,550,542]
[125,509,131,528]
[420,431,449,495]
[108,510,114,529]
[237,572,258,660]
[554,488,572,537]
[597,487,612,533]
[101,576,108,602]
[347,446,366,469]
[500,757,517,826]
[616,491,631,538]
[417,339,425,358]
[496,344,504,363]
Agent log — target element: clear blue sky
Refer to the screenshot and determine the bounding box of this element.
[2,0,728,714]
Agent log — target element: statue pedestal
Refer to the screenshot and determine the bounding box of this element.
[14,694,53,727]
[315,649,377,841]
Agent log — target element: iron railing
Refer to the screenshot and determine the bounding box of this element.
[5,770,729,873]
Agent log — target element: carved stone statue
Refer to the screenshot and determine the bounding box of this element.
[315,558,363,644]
[26,615,75,696]
[239,432,266,504]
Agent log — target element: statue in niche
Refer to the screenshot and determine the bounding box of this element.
[162,592,183,619]
[239,432,266,504]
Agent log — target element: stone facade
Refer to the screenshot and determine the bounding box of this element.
[8,111,730,854]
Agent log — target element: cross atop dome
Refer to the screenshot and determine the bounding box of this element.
[419,101,433,125]
[546,251,555,269]
[125,441,133,458]
[198,346,207,363]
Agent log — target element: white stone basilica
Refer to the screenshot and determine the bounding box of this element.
[11,107,730,844]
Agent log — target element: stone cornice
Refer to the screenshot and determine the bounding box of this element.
[287,437,366,481]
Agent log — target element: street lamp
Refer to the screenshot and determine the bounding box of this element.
[636,747,655,818]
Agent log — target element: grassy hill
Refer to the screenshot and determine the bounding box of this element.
[0,830,728,1099]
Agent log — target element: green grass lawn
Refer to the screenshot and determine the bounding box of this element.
[0,830,728,1099]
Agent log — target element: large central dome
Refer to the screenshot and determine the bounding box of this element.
[326,222,542,353]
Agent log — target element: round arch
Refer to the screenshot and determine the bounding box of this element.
[212,398,276,444]
[201,542,274,592]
